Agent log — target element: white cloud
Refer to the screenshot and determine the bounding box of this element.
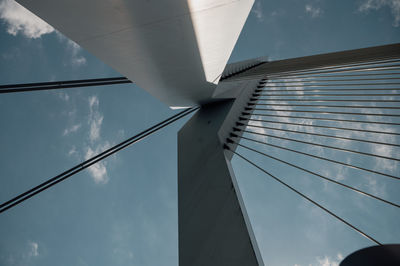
[246,117,269,142]
[56,32,87,66]
[84,96,110,184]
[359,0,400,26]
[0,0,86,65]
[66,39,87,66]
[68,145,78,157]
[85,144,110,184]
[315,253,343,266]
[58,91,70,102]
[294,253,343,266]
[252,1,264,21]
[246,78,311,145]
[28,241,39,257]
[89,95,98,108]
[62,95,112,184]
[63,123,81,136]
[305,4,323,18]
[372,144,397,173]
[88,96,103,142]
[0,0,54,38]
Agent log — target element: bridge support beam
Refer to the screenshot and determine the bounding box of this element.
[178,98,264,265]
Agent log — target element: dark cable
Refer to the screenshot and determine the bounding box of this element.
[230,68,400,82]
[251,107,400,117]
[257,88,400,92]
[0,107,199,213]
[235,65,400,82]
[248,113,400,126]
[228,137,400,208]
[266,65,400,78]
[261,82,400,88]
[0,77,128,89]
[242,117,400,136]
[0,77,132,94]
[257,93,400,97]
[235,127,400,163]
[266,58,400,75]
[224,146,382,246]
[262,58,400,78]
[255,98,400,102]
[262,77,400,83]
[231,133,399,180]
[253,103,400,109]
[266,72,400,80]
[239,122,400,149]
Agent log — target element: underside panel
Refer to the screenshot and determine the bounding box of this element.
[17,0,254,107]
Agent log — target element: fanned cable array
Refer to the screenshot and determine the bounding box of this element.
[225,58,400,245]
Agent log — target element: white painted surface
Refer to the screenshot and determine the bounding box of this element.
[17,0,254,107]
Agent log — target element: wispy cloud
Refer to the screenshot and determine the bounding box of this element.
[28,241,39,258]
[66,39,87,66]
[56,33,87,66]
[88,96,103,142]
[61,95,112,184]
[0,0,87,65]
[85,95,110,184]
[68,145,78,157]
[315,253,343,266]
[0,0,54,38]
[85,143,110,185]
[0,241,40,265]
[110,221,137,264]
[294,253,343,266]
[63,123,81,136]
[358,0,400,26]
[305,4,323,18]
[58,91,70,102]
[252,1,264,21]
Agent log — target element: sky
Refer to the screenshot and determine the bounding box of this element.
[0,0,399,266]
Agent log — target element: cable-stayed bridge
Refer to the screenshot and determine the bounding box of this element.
[1,0,399,265]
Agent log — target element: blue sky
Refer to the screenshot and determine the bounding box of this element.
[0,0,399,265]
